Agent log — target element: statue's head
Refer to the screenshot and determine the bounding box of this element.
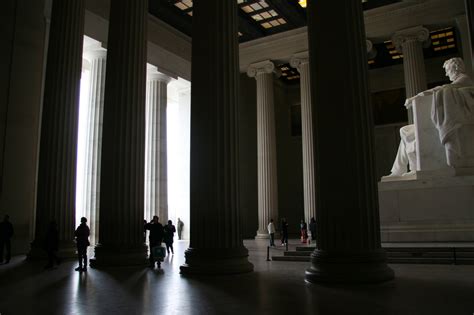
[443,58,466,81]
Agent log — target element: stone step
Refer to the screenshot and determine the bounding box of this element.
[387,257,456,264]
[295,246,316,252]
[384,247,474,252]
[284,251,312,257]
[272,255,474,264]
[272,256,310,262]
[272,246,474,264]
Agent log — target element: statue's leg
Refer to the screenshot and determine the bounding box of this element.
[390,140,409,176]
[400,124,416,173]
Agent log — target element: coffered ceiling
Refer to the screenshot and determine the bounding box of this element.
[149,0,401,43]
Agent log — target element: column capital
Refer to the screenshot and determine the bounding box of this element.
[392,26,430,52]
[247,60,281,78]
[147,65,173,84]
[84,48,107,62]
[290,51,309,72]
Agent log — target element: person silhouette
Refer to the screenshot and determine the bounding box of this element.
[267,219,276,246]
[177,218,184,240]
[163,220,176,255]
[145,216,164,268]
[281,218,289,246]
[74,217,90,272]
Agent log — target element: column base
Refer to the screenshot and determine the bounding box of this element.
[255,232,270,239]
[305,249,394,284]
[89,243,148,268]
[27,240,77,261]
[180,246,254,275]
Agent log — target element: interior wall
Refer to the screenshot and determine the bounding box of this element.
[0,0,47,254]
[274,83,304,236]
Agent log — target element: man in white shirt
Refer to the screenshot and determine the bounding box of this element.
[267,219,276,246]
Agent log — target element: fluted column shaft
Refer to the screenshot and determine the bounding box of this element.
[456,15,474,78]
[90,0,148,267]
[392,26,429,123]
[83,49,106,245]
[145,70,170,223]
[305,0,394,283]
[180,0,253,275]
[31,0,84,257]
[247,61,279,239]
[290,53,316,231]
[466,0,474,74]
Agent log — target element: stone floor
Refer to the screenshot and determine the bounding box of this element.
[1,239,474,315]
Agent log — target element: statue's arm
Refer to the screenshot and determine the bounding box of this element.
[404,86,444,108]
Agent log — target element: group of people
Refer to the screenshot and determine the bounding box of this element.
[267,217,317,247]
[144,216,176,269]
[1,213,182,271]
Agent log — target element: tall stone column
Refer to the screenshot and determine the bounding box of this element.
[290,52,316,231]
[29,0,85,259]
[247,60,280,239]
[82,48,106,245]
[392,26,430,123]
[466,0,474,74]
[180,0,253,275]
[305,0,394,283]
[144,67,171,223]
[90,0,148,267]
[456,14,474,78]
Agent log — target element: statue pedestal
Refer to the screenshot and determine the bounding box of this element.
[378,176,474,241]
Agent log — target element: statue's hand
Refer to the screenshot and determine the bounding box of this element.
[404,96,416,108]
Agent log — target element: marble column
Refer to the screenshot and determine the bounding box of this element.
[90,0,148,267]
[145,67,171,223]
[247,60,280,239]
[82,48,106,245]
[180,0,253,275]
[29,0,84,259]
[392,26,430,124]
[290,52,316,232]
[305,0,394,283]
[466,0,474,74]
[456,14,474,78]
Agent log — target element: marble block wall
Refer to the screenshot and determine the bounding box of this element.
[379,176,474,241]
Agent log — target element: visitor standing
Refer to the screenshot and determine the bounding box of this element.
[267,219,276,246]
[300,220,308,244]
[0,215,14,264]
[281,218,288,246]
[145,216,164,268]
[177,218,184,240]
[74,217,90,272]
[309,217,316,242]
[164,220,176,255]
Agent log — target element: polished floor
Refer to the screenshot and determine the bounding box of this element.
[1,240,474,315]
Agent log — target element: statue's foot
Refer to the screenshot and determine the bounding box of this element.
[381,173,403,181]
[402,170,416,177]
[381,171,416,182]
